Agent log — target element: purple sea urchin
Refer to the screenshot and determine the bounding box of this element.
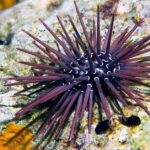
[4,1,150,148]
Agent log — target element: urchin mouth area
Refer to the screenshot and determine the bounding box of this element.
[62,52,120,83]
[58,52,121,92]
[93,52,120,76]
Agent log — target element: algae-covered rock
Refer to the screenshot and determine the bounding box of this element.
[0,122,33,150]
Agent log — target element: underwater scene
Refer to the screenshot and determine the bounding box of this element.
[0,0,150,150]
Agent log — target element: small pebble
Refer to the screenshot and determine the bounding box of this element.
[118,128,128,143]
[117,3,131,15]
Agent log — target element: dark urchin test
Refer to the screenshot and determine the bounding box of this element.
[5,1,150,148]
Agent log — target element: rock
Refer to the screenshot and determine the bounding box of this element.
[39,0,61,10]
[140,1,150,18]
[51,0,61,6]
[0,91,18,123]
[118,128,129,143]
[117,1,132,15]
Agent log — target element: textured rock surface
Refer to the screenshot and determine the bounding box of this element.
[0,0,150,149]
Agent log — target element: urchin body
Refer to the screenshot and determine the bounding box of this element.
[5,1,150,148]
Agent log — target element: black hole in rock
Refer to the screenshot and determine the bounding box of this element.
[121,115,141,127]
[0,40,5,45]
[95,120,110,134]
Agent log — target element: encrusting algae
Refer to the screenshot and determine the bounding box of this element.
[0,123,34,150]
[0,0,17,11]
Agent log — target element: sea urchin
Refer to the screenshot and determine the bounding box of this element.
[5,1,150,148]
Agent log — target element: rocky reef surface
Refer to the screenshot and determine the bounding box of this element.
[0,0,150,149]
